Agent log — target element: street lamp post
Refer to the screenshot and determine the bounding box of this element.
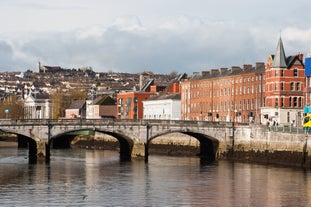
[89,87,96,119]
[145,122,151,163]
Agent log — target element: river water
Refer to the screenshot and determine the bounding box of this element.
[1,144,311,207]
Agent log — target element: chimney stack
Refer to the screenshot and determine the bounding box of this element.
[243,64,252,70]
[255,62,265,69]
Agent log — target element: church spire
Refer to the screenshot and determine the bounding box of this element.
[271,37,287,68]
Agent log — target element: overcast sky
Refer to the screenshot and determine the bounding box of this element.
[1,0,311,74]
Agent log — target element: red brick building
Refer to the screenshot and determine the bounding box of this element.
[181,64,265,123]
[181,37,305,125]
[117,92,156,119]
[262,37,305,126]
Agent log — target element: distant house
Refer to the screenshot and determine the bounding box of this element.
[65,100,86,118]
[86,95,117,119]
[165,73,187,93]
[24,91,51,119]
[143,93,181,120]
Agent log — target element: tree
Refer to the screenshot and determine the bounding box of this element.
[0,95,24,119]
[51,88,87,118]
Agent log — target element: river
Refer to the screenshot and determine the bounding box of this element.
[0,144,311,206]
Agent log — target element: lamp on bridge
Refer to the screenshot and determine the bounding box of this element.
[4,109,9,119]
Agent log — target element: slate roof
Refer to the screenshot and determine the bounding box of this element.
[31,92,50,100]
[270,54,303,68]
[145,93,181,101]
[271,37,287,68]
[140,79,154,92]
[68,100,85,109]
[94,95,116,105]
[190,64,265,81]
[165,73,186,90]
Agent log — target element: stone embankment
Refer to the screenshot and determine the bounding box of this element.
[222,124,310,169]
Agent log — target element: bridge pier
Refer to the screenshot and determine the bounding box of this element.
[131,142,146,158]
[28,141,50,163]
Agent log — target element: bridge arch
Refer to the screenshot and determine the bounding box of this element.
[147,130,219,162]
[0,129,41,162]
[50,127,135,161]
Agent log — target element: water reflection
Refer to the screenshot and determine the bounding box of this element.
[0,147,311,206]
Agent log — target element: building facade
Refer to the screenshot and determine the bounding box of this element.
[24,92,51,119]
[262,37,305,126]
[143,93,181,120]
[181,64,265,122]
[181,37,305,125]
[117,92,156,119]
[65,100,86,119]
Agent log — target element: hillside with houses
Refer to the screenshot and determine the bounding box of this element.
[0,65,181,120]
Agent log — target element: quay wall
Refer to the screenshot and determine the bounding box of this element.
[223,124,310,168]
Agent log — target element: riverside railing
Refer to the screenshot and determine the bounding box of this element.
[268,125,306,134]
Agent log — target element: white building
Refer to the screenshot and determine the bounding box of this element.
[24,91,51,119]
[143,93,181,120]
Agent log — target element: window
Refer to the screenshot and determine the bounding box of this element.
[281,97,284,107]
[294,68,298,77]
[275,98,278,107]
[289,97,292,107]
[133,106,137,112]
[281,69,284,77]
[281,82,284,90]
[290,82,294,90]
[294,97,297,107]
[275,83,278,90]
[287,112,290,123]
[297,82,301,91]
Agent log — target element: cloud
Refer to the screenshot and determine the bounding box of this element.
[0,41,30,70]
[1,15,311,74]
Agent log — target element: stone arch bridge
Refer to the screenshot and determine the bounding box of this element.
[0,119,241,162]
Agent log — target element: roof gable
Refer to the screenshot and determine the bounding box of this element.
[95,96,116,105]
[287,55,304,68]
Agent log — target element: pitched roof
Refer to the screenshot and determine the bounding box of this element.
[140,79,154,91]
[165,73,186,90]
[271,37,287,68]
[94,95,116,105]
[68,100,85,109]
